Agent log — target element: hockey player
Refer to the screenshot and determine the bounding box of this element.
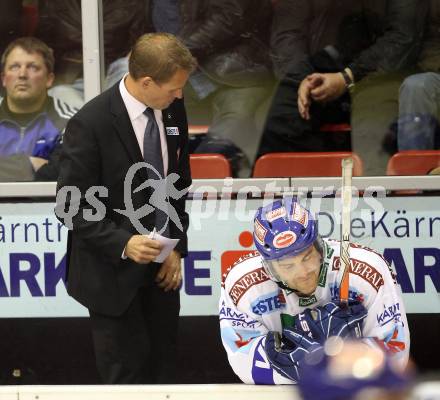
[219,197,409,384]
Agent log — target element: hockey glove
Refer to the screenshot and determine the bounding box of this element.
[293,301,367,343]
[265,329,322,382]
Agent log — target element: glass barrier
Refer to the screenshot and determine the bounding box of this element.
[0,0,83,183]
[2,1,439,181]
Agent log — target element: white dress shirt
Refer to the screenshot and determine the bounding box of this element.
[119,76,168,174]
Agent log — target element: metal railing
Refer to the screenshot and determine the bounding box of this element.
[0,384,296,400]
[1,176,439,199]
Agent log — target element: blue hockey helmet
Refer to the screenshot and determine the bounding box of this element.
[253,197,318,261]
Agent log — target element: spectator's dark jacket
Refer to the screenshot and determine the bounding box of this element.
[0,96,76,181]
[37,0,145,66]
[270,0,358,79]
[0,0,21,55]
[271,0,428,81]
[346,0,428,81]
[418,0,440,71]
[145,0,274,87]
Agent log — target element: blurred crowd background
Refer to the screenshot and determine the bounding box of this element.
[0,0,439,180]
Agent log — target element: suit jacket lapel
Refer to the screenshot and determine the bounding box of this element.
[109,84,149,181]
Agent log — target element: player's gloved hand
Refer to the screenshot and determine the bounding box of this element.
[293,301,368,343]
[264,329,322,382]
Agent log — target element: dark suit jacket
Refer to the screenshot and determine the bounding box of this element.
[56,83,191,316]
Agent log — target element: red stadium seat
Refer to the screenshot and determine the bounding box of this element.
[190,153,232,178]
[252,152,363,177]
[319,123,351,133]
[188,125,209,135]
[319,123,351,151]
[386,150,440,175]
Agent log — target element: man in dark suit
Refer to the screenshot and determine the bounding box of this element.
[56,33,196,384]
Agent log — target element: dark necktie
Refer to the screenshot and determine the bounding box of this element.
[143,107,164,178]
[143,108,169,237]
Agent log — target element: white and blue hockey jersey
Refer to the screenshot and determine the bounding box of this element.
[219,239,410,384]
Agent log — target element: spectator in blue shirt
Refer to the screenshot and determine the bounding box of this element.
[0,37,77,181]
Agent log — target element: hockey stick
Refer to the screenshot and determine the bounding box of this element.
[339,158,353,307]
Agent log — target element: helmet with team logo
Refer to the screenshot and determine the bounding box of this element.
[254,197,318,260]
[253,198,320,284]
